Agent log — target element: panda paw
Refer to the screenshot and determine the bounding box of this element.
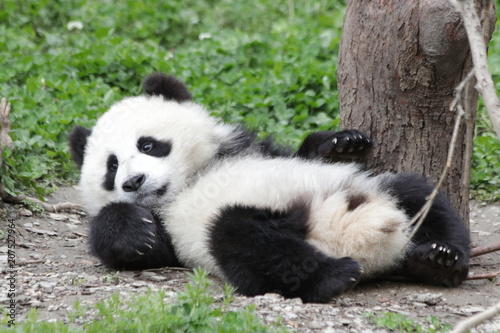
[407,241,469,287]
[111,212,158,262]
[304,256,364,303]
[322,130,372,157]
[90,203,159,269]
[298,130,373,162]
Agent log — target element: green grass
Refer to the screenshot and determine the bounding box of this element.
[0,0,345,199]
[0,269,290,333]
[364,312,451,333]
[0,0,498,201]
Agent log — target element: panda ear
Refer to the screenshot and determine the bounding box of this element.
[68,125,92,169]
[143,73,192,102]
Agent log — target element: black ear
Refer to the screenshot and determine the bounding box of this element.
[143,73,192,102]
[68,126,92,169]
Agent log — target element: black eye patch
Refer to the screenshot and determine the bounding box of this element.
[137,136,172,157]
[103,154,118,191]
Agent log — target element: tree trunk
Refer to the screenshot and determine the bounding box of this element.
[338,0,494,223]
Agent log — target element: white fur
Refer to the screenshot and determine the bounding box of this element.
[80,96,236,216]
[163,156,411,278]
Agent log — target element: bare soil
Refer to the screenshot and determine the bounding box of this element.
[1,186,499,332]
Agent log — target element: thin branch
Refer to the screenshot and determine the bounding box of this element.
[467,272,500,280]
[16,260,47,266]
[402,71,474,246]
[451,300,500,333]
[0,98,13,150]
[447,0,500,140]
[471,241,500,257]
[1,189,84,213]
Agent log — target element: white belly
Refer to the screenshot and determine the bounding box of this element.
[162,157,410,277]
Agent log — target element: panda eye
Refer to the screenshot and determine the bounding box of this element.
[141,142,153,152]
[107,154,118,172]
[137,136,172,158]
[104,154,118,191]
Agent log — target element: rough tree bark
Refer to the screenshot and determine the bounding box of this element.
[338,0,495,223]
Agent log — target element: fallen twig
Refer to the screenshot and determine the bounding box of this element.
[143,267,192,272]
[1,191,85,213]
[72,231,88,237]
[451,300,500,333]
[16,259,47,266]
[467,272,500,280]
[471,242,500,257]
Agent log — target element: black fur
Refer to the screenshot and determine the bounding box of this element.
[103,154,118,191]
[258,136,294,157]
[209,203,363,303]
[137,136,172,157]
[217,126,292,158]
[143,73,192,102]
[381,173,470,286]
[89,202,180,270]
[68,126,92,168]
[297,130,373,162]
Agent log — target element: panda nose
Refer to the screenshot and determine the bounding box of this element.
[122,174,146,192]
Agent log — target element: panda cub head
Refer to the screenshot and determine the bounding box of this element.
[69,73,235,216]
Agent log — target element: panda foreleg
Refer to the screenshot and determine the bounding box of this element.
[89,202,180,270]
[382,173,470,286]
[297,130,373,162]
[208,203,363,303]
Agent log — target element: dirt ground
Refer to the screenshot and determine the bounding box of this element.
[1,186,499,332]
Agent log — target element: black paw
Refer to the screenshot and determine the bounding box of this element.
[303,257,364,303]
[90,203,159,269]
[407,241,469,287]
[110,210,157,263]
[297,130,373,162]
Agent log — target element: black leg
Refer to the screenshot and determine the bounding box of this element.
[296,130,373,162]
[381,173,470,286]
[208,203,363,303]
[89,202,180,270]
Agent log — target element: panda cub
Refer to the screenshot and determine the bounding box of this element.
[69,73,470,303]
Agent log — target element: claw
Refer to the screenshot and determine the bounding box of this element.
[142,218,154,224]
[350,277,357,282]
[136,250,144,256]
[455,255,459,261]
[431,243,437,249]
[148,231,155,237]
[148,237,156,244]
[332,137,338,145]
[145,243,153,249]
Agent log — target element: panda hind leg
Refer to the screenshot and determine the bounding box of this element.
[208,203,363,303]
[382,173,470,286]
